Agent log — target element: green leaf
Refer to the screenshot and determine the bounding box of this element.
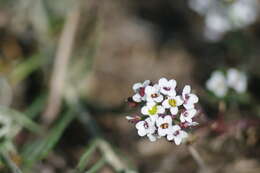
[85,157,106,173]
[76,139,98,172]
[21,110,75,168]
[0,105,43,134]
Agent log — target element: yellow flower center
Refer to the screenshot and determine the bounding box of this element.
[148,105,157,115]
[168,99,177,107]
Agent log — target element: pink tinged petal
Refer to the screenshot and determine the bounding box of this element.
[180,115,185,123]
[138,129,147,136]
[135,121,144,129]
[157,106,165,114]
[175,96,184,106]
[170,107,178,115]
[141,106,149,115]
[147,134,156,142]
[158,78,168,87]
[172,125,181,132]
[154,95,163,102]
[133,83,142,91]
[189,94,199,103]
[184,103,195,110]
[183,85,191,95]
[132,94,142,102]
[174,136,182,145]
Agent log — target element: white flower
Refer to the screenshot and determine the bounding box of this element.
[180,109,197,123]
[167,125,188,145]
[147,133,157,142]
[0,114,11,138]
[158,77,177,96]
[156,115,172,137]
[141,102,165,122]
[145,85,164,103]
[227,68,247,93]
[132,80,150,102]
[182,85,199,110]
[162,96,183,115]
[206,71,228,97]
[135,117,156,140]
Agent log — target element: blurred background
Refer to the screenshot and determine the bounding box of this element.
[0,0,260,172]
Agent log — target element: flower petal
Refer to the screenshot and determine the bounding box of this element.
[154,95,163,102]
[162,99,170,108]
[133,83,142,91]
[135,121,144,129]
[170,107,178,115]
[157,106,165,114]
[174,136,182,145]
[132,93,142,102]
[175,96,184,106]
[147,134,157,142]
[183,85,191,95]
[141,106,149,115]
[138,129,147,136]
[158,77,168,87]
[167,134,174,141]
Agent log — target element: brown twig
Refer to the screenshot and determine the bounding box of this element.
[43,4,81,125]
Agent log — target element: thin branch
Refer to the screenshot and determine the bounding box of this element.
[43,3,81,125]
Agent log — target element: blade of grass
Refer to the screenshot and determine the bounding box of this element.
[0,105,43,134]
[21,110,75,168]
[24,93,47,119]
[76,139,98,172]
[0,151,23,173]
[85,157,106,173]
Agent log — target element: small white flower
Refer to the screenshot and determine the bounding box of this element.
[182,85,199,110]
[135,117,156,138]
[156,115,172,137]
[162,96,183,115]
[145,85,164,103]
[141,102,165,122]
[227,68,247,93]
[180,109,197,123]
[147,133,157,142]
[206,71,228,97]
[0,114,11,138]
[167,125,188,145]
[158,77,177,96]
[132,80,150,102]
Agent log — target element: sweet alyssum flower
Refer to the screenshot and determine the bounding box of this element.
[126,78,200,145]
[206,68,247,98]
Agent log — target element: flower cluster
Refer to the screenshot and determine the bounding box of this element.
[126,78,199,145]
[188,0,259,41]
[206,68,247,98]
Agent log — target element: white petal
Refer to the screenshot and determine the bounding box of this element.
[174,136,182,145]
[138,129,147,136]
[169,79,177,88]
[168,89,176,97]
[162,99,170,108]
[156,117,163,126]
[154,95,163,103]
[183,85,191,95]
[184,103,195,110]
[145,86,154,95]
[186,117,193,123]
[135,121,144,129]
[147,134,157,142]
[175,96,184,106]
[150,115,158,122]
[132,94,142,102]
[170,107,178,115]
[158,129,167,136]
[189,109,197,118]
[147,101,156,107]
[164,116,172,124]
[141,106,149,115]
[143,80,150,86]
[133,83,142,91]
[180,131,188,139]
[157,106,165,114]
[158,77,168,87]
